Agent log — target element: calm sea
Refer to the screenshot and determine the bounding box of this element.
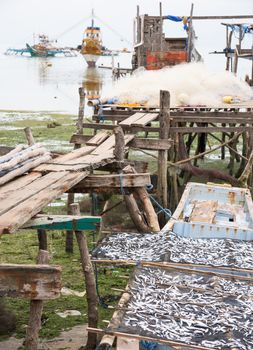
[0,52,132,114]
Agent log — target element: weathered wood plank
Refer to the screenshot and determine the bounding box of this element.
[35,146,96,168]
[170,126,253,133]
[92,135,116,155]
[92,111,253,123]
[0,264,61,300]
[33,150,115,172]
[124,134,135,145]
[86,131,110,146]
[119,113,146,126]
[23,215,101,231]
[71,173,151,190]
[0,172,87,235]
[131,113,158,126]
[0,172,42,197]
[172,116,253,123]
[0,172,67,216]
[69,134,93,144]
[129,138,172,150]
[82,123,160,133]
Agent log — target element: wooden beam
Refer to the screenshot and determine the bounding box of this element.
[101,160,149,174]
[170,126,252,133]
[22,215,101,231]
[89,327,213,350]
[172,116,253,123]
[82,123,160,133]
[71,173,151,191]
[0,263,61,300]
[129,138,172,150]
[190,15,253,20]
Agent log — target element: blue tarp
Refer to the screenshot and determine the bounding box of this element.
[165,15,182,22]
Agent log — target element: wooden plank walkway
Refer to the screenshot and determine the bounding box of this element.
[119,113,158,127]
[0,134,134,235]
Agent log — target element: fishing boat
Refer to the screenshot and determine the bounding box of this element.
[5,34,77,57]
[81,15,102,67]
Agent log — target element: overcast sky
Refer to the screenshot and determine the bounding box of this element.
[0,0,252,74]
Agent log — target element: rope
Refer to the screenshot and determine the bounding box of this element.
[146,185,172,219]
[94,261,108,308]
[119,173,125,195]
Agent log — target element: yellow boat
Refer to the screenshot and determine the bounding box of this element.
[81,15,102,67]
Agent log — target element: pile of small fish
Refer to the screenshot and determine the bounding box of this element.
[93,231,253,269]
[93,231,171,261]
[168,232,253,269]
[120,266,253,349]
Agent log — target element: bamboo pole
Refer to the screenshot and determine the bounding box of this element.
[70,203,98,350]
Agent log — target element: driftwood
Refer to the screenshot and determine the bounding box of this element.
[0,147,48,172]
[0,145,25,163]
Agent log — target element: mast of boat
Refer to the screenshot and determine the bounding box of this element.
[91,8,94,29]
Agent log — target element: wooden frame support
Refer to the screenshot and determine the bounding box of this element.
[157,90,170,225]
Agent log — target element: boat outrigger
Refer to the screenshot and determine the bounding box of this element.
[5,34,77,57]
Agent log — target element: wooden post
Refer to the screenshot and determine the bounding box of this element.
[24,127,48,251]
[123,166,160,232]
[159,2,163,52]
[24,127,35,146]
[158,90,170,226]
[66,87,85,252]
[114,126,125,164]
[25,250,49,350]
[114,127,147,231]
[77,87,85,138]
[70,203,98,350]
[113,127,159,232]
[65,193,74,253]
[187,3,194,63]
[37,229,47,250]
